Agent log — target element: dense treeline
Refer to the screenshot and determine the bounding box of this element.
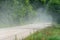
[0,0,37,27]
[0,0,60,27]
[29,0,60,24]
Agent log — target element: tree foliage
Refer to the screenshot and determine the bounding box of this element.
[0,0,60,27]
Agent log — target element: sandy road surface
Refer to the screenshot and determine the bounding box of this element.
[0,23,52,40]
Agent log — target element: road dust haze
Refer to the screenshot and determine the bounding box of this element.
[0,0,53,40]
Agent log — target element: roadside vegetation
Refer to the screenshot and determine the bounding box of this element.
[24,26,60,40]
[0,0,60,27]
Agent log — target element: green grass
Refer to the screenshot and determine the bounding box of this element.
[24,27,60,40]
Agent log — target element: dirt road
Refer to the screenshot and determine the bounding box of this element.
[0,23,52,40]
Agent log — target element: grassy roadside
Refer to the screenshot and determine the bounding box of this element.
[24,26,60,40]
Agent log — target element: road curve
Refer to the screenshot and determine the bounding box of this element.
[0,22,52,40]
